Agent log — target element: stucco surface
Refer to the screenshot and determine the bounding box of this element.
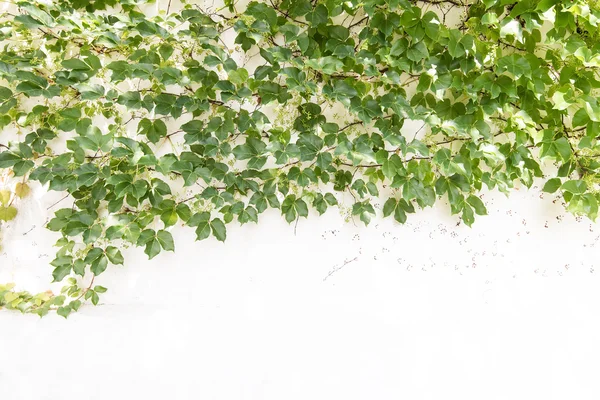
[1,0,600,398]
[2,184,600,399]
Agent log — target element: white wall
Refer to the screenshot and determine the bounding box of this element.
[2,181,600,399]
[2,1,600,399]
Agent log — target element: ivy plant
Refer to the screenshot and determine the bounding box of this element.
[1,0,600,316]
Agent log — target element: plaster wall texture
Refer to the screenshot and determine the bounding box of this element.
[1,1,600,399]
[2,179,600,400]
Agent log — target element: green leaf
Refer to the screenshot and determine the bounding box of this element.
[239,206,258,224]
[138,118,167,144]
[372,11,398,36]
[393,205,407,224]
[191,212,211,241]
[136,20,168,38]
[466,195,487,216]
[19,3,55,26]
[306,4,328,25]
[232,137,266,160]
[448,29,465,58]
[382,154,404,180]
[572,108,589,127]
[382,197,407,223]
[305,57,344,74]
[542,178,562,193]
[73,260,86,276]
[352,201,375,226]
[161,208,178,227]
[106,246,124,265]
[246,2,278,28]
[159,43,174,61]
[382,198,397,217]
[553,137,572,161]
[281,195,308,223]
[298,133,324,161]
[90,254,108,275]
[62,58,92,71]
[561,180,587,195]
[211,218,226,242]
[94,285,108,293]
[497,55,531,78]
[144,238,162,259]
[52,263,71,282]
[406,41,429,62]
[462,204,475,227]
[90,291,100,305]
[0,151,21,168]
[77,84,105,100]
[157,230,175,252]
[57,306,72,318]
[117,91,142,109]
[228,68,248,86]
[176,203,192,222]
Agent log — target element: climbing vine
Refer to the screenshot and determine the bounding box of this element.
[1,0,600,316]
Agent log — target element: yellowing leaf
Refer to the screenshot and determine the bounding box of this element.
[0,190,10,206]
[0,206,17,221]
[15,182,30,198]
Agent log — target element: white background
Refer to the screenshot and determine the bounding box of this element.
[2,1,600,399]
[2,182,600,399]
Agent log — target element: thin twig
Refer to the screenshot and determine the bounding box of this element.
[47,194,70,210]
[348,16,369,29]
[294,215,300,236]
[323,257,359,281]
